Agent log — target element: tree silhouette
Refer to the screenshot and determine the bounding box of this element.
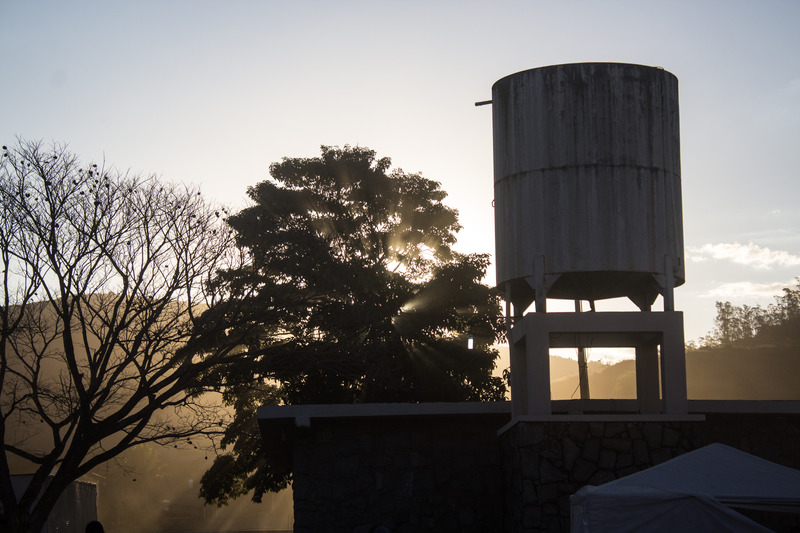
[0,141,238,533]
[196,145,506,504]
[697,278,800,348]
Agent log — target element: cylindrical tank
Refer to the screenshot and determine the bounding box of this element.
[492,63,684,309]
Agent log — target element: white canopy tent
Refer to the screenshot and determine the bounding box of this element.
[571,443,800,532]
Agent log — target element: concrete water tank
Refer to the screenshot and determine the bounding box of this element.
[492,63,685,310]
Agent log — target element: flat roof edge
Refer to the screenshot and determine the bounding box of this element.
[256,400,800,423]
[497,414,705,437]
[688,400,800,413]
[257,401,512,421]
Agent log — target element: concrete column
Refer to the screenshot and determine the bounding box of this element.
[526,315,552,415]
[509,335,528,419]
[635,344,660,414]
[534,255,547,313]
[575,300,590,401]
[663,255,676,312]
[661,312,688,413]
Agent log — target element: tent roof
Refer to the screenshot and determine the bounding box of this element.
[601,443,800,510]
[571,485,773,533]
[571,444,800,532]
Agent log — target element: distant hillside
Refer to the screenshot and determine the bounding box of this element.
[685,346,800,400]
[550,357,636,400]
[548,348,800,401]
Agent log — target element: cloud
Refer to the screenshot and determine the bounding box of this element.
[699,280,791,300]
[687,242,800,270]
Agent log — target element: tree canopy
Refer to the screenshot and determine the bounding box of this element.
[197,145,506,504]
[694,277,800,348]
[0,141,237,533]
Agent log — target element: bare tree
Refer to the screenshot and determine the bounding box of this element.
[0,141,238,533]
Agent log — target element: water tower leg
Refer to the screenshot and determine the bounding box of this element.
[577,347,590,401]
[526,314,552,415]
[509,337,528,418]
[635,344,660,414]
[663,255,675,312]
[575,300,590,400]
[533,255,547,313]
[660,312,688,413]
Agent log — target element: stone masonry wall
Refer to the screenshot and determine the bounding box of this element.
[500,419,704,533]
[291,414,508,533]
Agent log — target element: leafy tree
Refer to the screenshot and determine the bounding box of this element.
[0,141,238,533]
[757,278,800,346]
[697,278,800,348]
[197,145,506,504]
[707,301,765,347]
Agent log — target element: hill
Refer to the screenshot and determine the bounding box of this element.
[548,348,800,401]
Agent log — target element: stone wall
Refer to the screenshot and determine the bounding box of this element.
[290,413,508,533]
[499,417,704,533]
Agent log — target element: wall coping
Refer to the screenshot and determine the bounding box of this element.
[497,414,705,436]
[257,401,512,426]
[257,399,800,426]
[689,400,800,413]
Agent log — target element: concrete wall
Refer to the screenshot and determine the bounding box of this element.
[290,412,508,533]
[704,412,800,469]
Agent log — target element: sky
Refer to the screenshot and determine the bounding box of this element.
[2,0,799,350]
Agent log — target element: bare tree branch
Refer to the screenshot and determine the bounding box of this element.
[0,140,240,533]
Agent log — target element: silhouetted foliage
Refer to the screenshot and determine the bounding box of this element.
[695,277,800,348]
[0,141,238,533]
[197,145,506,504]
